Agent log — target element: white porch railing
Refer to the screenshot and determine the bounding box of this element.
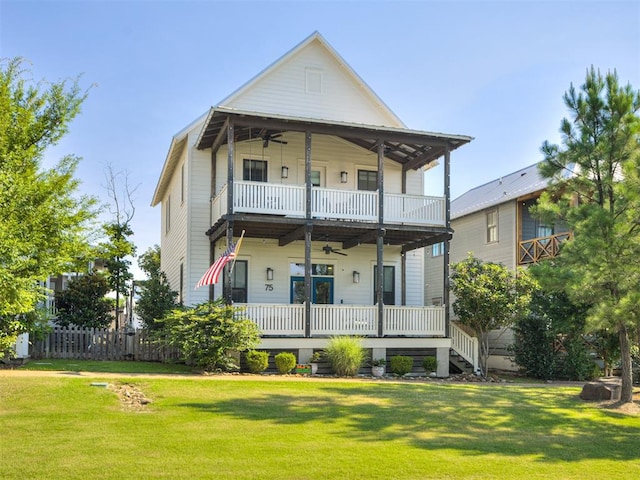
[450,322,479,373]
[312,188,377,221]
[238,304,305,336]
[385,193,446,226]
[383,306,445,336]
[237,303,446,337]
[211,181,445,227]
[311,305,378,335]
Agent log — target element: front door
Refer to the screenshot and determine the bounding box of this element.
[290,277,334,304]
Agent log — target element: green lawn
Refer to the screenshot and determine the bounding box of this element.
[18,358,195,374]
[1,366,639,479]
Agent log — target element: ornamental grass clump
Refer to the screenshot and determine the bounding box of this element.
[390,355,414,376]
[274,352,296,374]
[245,350,269,374]
[325,336,366,376]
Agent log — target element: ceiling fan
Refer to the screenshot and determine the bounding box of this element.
[322,244,347,256]
[247,130,288,148]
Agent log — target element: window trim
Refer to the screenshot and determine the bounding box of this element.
[357,169,378,191]
[486,208,498,243]
[243,158,268,183]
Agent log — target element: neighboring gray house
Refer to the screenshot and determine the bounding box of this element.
[152,32,474,376]
[426,162,570,371]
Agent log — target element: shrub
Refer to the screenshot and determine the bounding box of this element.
[324,336,366,376]
[246,350,269,374]
[160,300,260,371]
[422,356,438,373]
[390,355,414,376]
[274,352,296,374]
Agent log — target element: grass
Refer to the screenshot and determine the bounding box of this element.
[2,362,640,479]
[18,358,195,374]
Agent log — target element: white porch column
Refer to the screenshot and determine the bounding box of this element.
[436,346,449,378]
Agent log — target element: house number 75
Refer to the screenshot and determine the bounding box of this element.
[265,284,273,291]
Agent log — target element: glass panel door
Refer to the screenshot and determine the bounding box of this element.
[313,278,333,304]
[290,276,334,304]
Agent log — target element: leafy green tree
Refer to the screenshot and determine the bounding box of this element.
[451,254,535,376]
[160,301,260,371]
[55,273,113,329]
[535,67,640,402]
[100,164,138,329]
[0,58,97,356]
[136,245,178,330]
[100,221,135,329]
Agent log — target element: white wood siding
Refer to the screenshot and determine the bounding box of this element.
[160,145,189,301]
[424,247,445,305]
[449,202,517,269]
[225,41,400,127]
[186,131,212,306]
[404,248,424,306]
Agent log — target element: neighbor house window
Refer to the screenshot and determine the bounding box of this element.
[358,170,378,191]
[243,159,267,182]
[165,195,171,234]
[486,209,498,243]
[432,242,444,257]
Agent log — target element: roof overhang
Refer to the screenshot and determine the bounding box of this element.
[196,107,472,171]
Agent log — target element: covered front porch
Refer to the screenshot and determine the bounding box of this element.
[238,303,446,337]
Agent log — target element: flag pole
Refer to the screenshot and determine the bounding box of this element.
[228,229,246,276]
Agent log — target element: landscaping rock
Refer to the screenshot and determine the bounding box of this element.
[579,379,621,401]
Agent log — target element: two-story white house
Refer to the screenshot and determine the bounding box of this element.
[425,162,571,371]
[152,32,472,376]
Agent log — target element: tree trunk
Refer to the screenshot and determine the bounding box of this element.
[618,324,633,403]
[479,331,490,377]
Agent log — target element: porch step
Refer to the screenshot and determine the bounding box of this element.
[449,348,473,374]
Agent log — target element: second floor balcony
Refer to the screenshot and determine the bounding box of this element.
[518,231,572,265]
[212,180,446,227]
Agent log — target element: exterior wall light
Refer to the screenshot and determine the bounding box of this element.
[352,271,360,284]
[281,166,289,179]
[340,171,348,183]
[266,267,274,281]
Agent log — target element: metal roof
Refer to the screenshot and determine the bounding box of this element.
[451,163,548,219]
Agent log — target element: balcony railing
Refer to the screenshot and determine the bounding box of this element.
[236,303,446,337]
[212,181,445,227]
[518,232,572,265]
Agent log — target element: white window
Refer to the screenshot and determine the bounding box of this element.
[486,209,498,243]
[432,242,444,257]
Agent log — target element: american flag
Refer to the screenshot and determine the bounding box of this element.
[195,242,239,288]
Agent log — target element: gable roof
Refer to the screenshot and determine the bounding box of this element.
[217,31,405,128]
[451,163,548,219]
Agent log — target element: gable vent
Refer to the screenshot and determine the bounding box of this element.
[305,68,323,94]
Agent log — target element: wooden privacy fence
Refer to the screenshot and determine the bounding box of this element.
[30,327,182,362]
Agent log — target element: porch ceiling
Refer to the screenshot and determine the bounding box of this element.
[206,215,451,253]
[196,108,472,171]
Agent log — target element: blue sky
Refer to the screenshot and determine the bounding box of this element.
[1,0,639,278]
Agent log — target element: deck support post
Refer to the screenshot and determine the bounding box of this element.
[376,140,385,337]
[223,121,235,306]
[304,131,312,337]
[443,147,451,337]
